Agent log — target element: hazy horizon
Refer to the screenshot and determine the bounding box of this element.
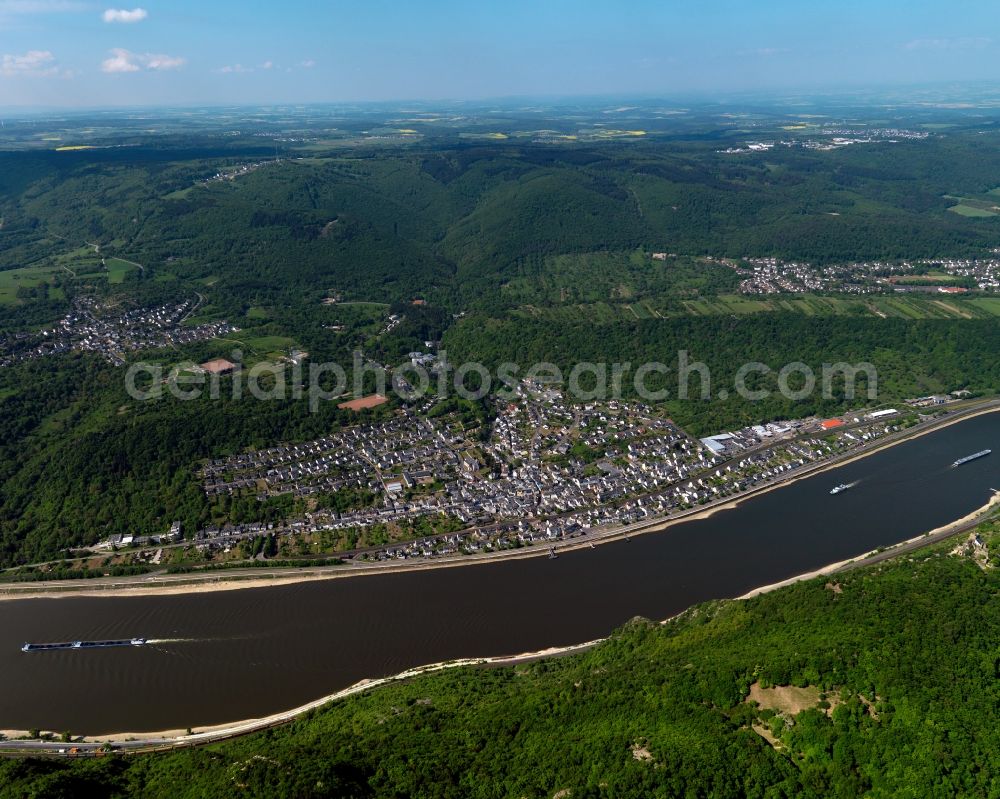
[5,82,1000,118]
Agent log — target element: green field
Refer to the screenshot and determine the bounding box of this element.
[53,245,102,270]
[0,264,65,304]
[180,313,220,327]
[162,185,195,200]
[716,295,774,314]
[969,297,1000,316]
[892,272,962,284]
[945,193,1000,217]
[242,334,296,353]
[949,203,998,218]
[104,257,139,283]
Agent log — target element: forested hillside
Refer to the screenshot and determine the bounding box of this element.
[445,314,1000,433]
[4,133,1000,316]
[3,118,1000,564]
[4,540,1000,797]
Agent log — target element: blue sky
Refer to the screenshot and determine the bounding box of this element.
[1,0,999,107]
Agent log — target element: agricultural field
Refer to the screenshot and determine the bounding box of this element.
[241,334,296,353]
[511,293,997,325]
[945,194,1000,217]
[0,240,146,305]
[949,204,997,218]
[692,293,995,320]
[0,264,65,304]
[891,272,965,284]
[104,257,140,284]
[162,186,195,201]
[969,297,1000,316]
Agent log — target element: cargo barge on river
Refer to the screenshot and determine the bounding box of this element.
[21,638,147,653]
[952,450,992,468]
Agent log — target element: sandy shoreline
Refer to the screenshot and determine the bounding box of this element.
[0,405,1000,602]
[0,640,604,746]
[5,460,998,748]
[738,489,1000,598]
[2,402,998,604]
[6,487,996,748]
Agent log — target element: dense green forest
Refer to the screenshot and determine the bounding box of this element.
[4,128,1000,319]
[445,314,1000,434]
[5,540,1000,797]
[3,114,1000,564]
[0,355,393,564]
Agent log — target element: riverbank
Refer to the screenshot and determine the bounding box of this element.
[2,401,998,603]
[6,482,997,753]
[738,488,1000,599]
[0,639,604,751]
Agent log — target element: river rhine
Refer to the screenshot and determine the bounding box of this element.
[2,412,998,734]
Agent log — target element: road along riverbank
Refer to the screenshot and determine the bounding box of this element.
[3,404,998,738]
[4,487,998,754]
[3,401,998,603]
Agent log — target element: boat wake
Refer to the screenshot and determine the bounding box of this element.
[145,638,197,645]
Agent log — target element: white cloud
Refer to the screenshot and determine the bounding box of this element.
[217,63,252,74]
[102,47,139,72]
[904,37,991,51]
[102,7,147,23]
[102,48,184,73]
[145,53,184,70]
[299,59,315,68]
[261,60,273,70]
[1,49,57,75]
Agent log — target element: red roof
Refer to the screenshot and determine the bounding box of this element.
[820,419,844,430]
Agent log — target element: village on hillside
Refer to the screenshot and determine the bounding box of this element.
[92,381,938,568]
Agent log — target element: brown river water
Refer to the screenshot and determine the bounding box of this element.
[1,412,998,734]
